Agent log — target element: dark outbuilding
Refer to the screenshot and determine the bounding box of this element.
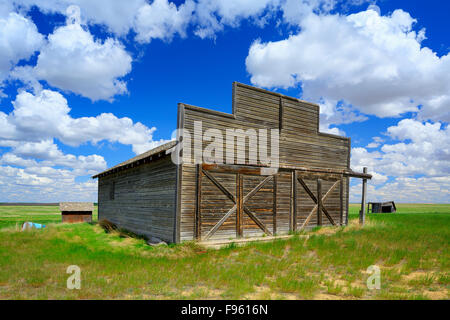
[368,201,397,213]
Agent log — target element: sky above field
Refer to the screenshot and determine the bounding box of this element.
[0,0,449,203]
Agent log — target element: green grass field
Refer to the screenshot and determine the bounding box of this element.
[0,205,98,229]
[0,204,448,299]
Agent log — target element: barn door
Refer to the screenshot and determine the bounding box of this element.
[195,164,276,241]
[292,172,345,231]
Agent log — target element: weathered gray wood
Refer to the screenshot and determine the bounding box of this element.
[279,96,283,131]
[195,164,202,239]
[59,202,93,212]
[237,173,243,237]
[360,167,368,225]
[340,177,344,226]
[175,103,185,243]
[317,179,322,226]
[273,175,277,235]
[202,169,236,203]
[172,82,371,241]
[203,205,237,240]
[293,171,298,231]
[243,175,273,203]
[298,178,339,230]
[98,157,177,243]
[243,206,272,236]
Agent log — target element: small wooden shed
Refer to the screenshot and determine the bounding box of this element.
[368,201,396,213]
[93,82,371,243]
[60,202,93,223]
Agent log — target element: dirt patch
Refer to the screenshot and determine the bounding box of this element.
[244,285,300,300]
[281,245,291,260]
[109,237,142,248]
[402,271,429,281]
[423,289,448,300]
[314,227,341,236]
[244,285,272,299]
[181,285,223,299]
[327,279,347,287]
[343,219,385,232]
[315,293,346,300]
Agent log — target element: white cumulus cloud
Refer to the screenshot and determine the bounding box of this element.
[32,15,132,101]
[134,0,195,43]
[0,89,167,154]
[350,119,449,202]
[0,12,44,82]
[11,0,148,36]
[246,8,450,122]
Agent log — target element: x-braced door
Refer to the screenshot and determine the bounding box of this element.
[195,164,276,241]
[291,171,345,231]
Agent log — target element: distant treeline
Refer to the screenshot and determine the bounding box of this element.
[0,203,98,206]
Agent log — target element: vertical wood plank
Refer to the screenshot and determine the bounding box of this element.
[174,103,185,243]
[289,170,293,232]
[273,174,277,235]
[279,96,283,131]
[317,178,322,226]
[236,173,244,237]
[292,171,298,232]
[195,164,202,240]
[339,177,344,226]
[360,167,368,226]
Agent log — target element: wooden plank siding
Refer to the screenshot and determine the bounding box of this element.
[178,82,350,241]
[98,156,177,242]
[94,82,354,244]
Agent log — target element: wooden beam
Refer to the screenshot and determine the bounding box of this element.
[360,167,368,226]
[344,171,372,179]
[202,163,261,175]
[279,96,283,131]
[339,177,344,226]
[298,179,339,230]
[203,205,237,241]
[237,173,243,237]
[243,175,273,203]
[297,177,317,203]
[289,171,295,232]
[317,179,322,226]
[195,164,202,240]
[202,169,236,203]
[273,175,277,235]
[298,177,337,225]
[243,206,272,236]
[293,171,298,232]
[195,163,372,181]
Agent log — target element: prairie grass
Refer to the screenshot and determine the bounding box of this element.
[0,203,448,299]
[0,205,98,229]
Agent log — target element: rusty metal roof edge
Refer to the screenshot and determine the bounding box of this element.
[92,140,177,179]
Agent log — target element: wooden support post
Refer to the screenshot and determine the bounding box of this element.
[273,175,277,235]
[236,173,243,237]
[292,171,298,232]
[279,97,284,132]
[344,177,349,226]
[195,164,202,240]
[339,177,344,226]
[317,179,322,226]
[360,167,368,226]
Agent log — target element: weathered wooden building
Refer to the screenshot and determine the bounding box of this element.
[59,202,94,223]
[93,82,371,243]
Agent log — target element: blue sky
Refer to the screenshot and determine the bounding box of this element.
[0,0,448,203]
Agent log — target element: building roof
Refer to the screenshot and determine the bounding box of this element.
[59,202,94,211]
[92,140,176,179]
